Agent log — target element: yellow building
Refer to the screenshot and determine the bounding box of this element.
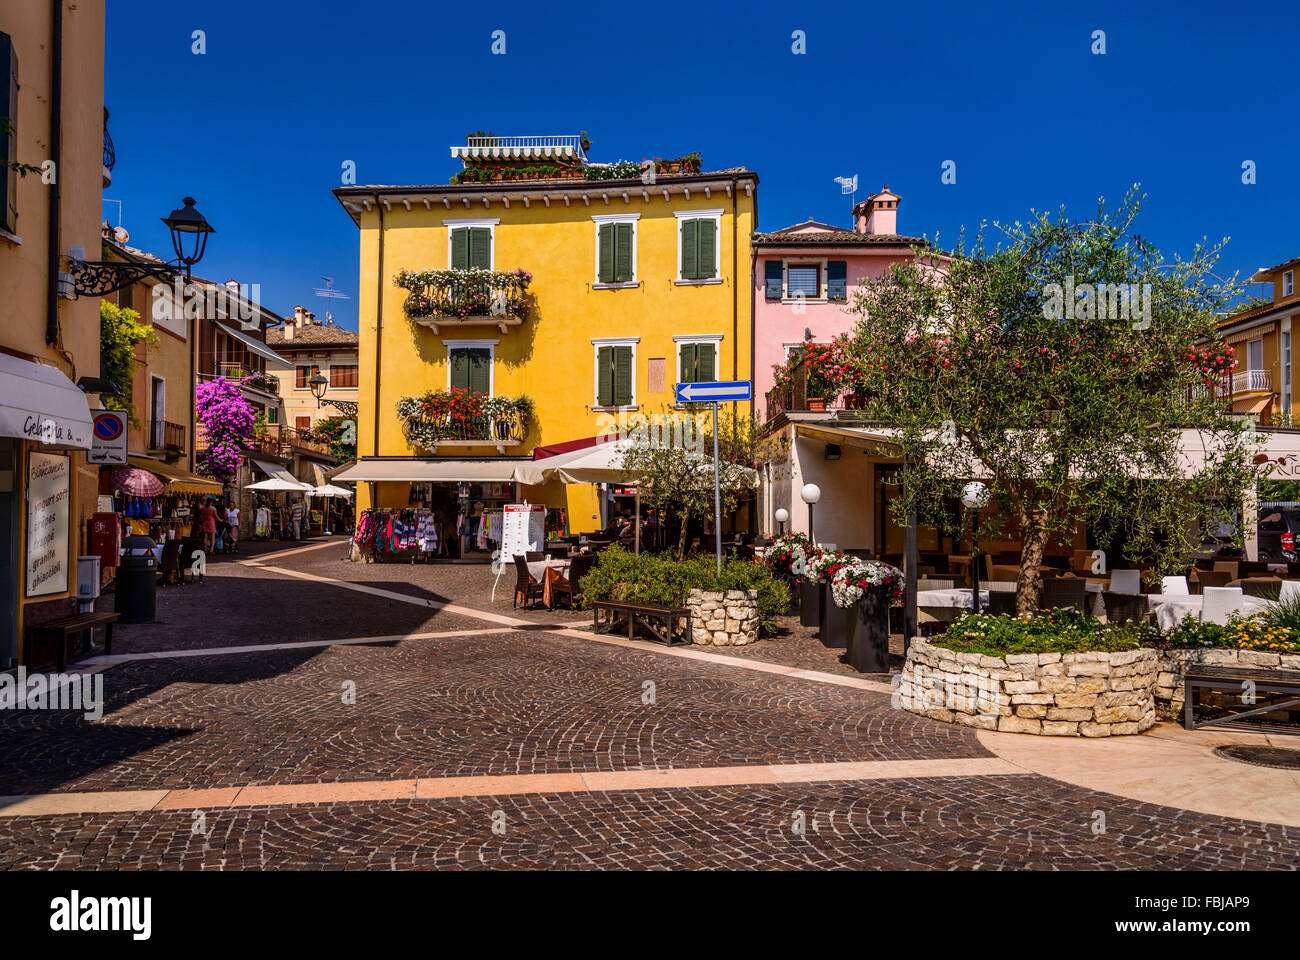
[0,1,106,665]
[1213,256,1300,423]
[333,136,756,555]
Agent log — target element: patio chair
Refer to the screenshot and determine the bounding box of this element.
[1108,569,1142,595]
[1240,579,1283,599]
[525,551,543,562]
[985,580,1018,592]
[157,539,182,587]
[1196,569,1233,590]
[1040,577,1087,612]
[550,554,596,609]
[990,564,1021,582]
[916,578,955,591]
[1102,591,1147,625]
[1161,576,1190,595]
[1201,586,1245,626]
[512,555,543,610]
[1212,561,1240,581]
[987,590,1017,616]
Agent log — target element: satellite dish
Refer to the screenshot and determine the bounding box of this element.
[113,226,129,244]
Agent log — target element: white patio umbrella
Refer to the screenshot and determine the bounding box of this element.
[312,483,353,498]
[244,477,314,492]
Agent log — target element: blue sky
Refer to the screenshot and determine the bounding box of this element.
[104,0,1299,332]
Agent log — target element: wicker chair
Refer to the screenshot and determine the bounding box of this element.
[512,555,543,609]
[1240,579,1283,599]
[1040,577,1087,611]
[550,554,596,609]
[987,590,1017,615]
[916,578,955,591]
[1195,569,1232,591]
[1102,591,1147,625]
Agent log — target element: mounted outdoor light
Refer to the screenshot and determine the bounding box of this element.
[800,482,821,545]
[775,507,789,535]
[309,372,359,418]
[960,480,989,613]
[824,443,841,461]
[161,197,215,279]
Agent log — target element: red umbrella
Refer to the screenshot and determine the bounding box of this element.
[109,467,165,497]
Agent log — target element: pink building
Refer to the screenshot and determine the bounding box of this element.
[752,186,928,418]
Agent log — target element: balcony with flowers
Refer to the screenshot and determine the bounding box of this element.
[395,267,534,335]
[766,339,873,421]
[396,389,534,454]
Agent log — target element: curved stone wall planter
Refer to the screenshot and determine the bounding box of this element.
[896,638,1157,736]
[688,589,759,646]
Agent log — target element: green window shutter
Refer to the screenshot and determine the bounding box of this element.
[469,227,492,269]
[764,260,783,299]
[1,33,16,233]
[679,342,697,384]
[449,349,469,390]
[614,345,633,406]
[597,346,613,406]
[598,223,615,283]
[680,219,698,280]
[696,341,716,382]
[468,348,490,394]
[828,260,847,300]
[614,222,633,282]
[450,228,469,269]
[696,219,716,279]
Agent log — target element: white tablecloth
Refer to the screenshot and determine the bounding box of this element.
[917,588,989,609]
[526,559,569,581]
[1146,594,1271,631]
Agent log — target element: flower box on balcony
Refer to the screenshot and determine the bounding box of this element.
[395,267,534,334]
[396,390,533,453]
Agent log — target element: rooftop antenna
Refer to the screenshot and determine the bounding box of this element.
[312,276,351,326]
[833,174,858,226]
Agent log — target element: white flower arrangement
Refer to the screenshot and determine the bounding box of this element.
[831,559,904,608]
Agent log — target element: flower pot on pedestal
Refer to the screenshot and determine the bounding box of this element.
[798,579,822,628]
[820,585,853,649]
[849,589,891,673]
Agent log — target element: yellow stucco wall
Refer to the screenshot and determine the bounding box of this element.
[347,178,756,532]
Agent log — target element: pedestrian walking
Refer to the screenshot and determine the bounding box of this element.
[290,497,305,541]
[226,500,241,552]
[199,497,218,555]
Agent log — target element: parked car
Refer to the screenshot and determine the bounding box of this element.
[1257,503,1300,561]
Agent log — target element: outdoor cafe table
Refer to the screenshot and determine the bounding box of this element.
[526,559,571,608]
[1145,593,1271,632]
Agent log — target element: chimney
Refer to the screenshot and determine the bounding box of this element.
[853,185,900,235]
[283,323,294,341]
[293,305,307,328]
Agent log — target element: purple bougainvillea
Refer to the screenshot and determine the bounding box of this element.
[195,378,255,483]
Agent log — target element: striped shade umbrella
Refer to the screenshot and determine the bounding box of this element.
[109,466,166,497]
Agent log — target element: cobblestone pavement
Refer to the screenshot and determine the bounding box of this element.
[2,775,1297,870]
[3,544,1295,870]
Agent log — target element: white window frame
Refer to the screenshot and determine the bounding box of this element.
[672,334,723,384]
[673,208,724,285]
[592,213,640,288]
[590,336,640,410]
[1248,337,1264,371]
[443,218,499,271]
[442,338,498,396]
[1285,270,1295,297]
[149,375,166,448]
[783,259,827,303]
[294,363,320,391]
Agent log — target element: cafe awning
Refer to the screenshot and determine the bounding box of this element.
[331,458,523,483]
[127,455,223,494]
[0,353,92,449]
[251,459,313,489]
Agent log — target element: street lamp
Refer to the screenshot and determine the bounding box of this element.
[800,483,821,546]
[775,507,789,536]
[309,373,359,418]
[161,197,215,280]
[960,481,989,613]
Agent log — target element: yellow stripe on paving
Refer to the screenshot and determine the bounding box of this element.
[0,757,1020,818]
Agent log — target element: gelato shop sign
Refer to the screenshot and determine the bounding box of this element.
[26,452,70,597]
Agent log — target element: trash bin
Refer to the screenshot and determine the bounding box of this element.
[117,534,158,624]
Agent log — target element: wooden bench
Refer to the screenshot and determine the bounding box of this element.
[592,600,690,646]
[25,612,119,671]
[1183,665,1300,735]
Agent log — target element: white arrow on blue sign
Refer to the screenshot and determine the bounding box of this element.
[675,380,752,403]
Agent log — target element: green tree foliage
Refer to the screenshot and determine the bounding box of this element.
[99,300,157,426]
[841,189,1261,613]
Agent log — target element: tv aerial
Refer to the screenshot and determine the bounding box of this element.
[312,276,351,326]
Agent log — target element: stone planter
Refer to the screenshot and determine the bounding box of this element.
[820,586,852,649]
[687,589,759,646]
[1153,647,1300,710]
[798,580,822,629]
[896,638,1158,736]
[849,590,891,673]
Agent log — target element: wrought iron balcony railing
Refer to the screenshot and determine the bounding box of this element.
[144,420,186,455]
[398,268,533,333]
[102,108,115,187]
[405,411,529,449]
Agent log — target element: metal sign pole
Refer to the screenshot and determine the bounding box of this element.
[713,400,722,573]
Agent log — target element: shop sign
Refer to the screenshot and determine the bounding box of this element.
[88,410,127,465]
[26,452,70,597]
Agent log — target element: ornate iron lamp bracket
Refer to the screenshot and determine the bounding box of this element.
[69,258,183,298]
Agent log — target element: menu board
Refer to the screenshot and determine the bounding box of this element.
[26,452,70,597]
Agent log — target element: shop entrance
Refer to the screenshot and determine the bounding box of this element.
[0,439,18,666]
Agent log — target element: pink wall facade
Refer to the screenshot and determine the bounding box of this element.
[753,249,915,416]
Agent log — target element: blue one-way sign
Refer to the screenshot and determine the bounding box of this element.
[675,380,752,403]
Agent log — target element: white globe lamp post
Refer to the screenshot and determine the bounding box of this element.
[960,481,989,612]
[800,483,821,546]
[774,507,789,536]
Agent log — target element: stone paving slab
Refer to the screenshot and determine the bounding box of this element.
[1,774,1296,870]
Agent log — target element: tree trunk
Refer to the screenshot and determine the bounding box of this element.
[1016,513,1049,617]
[677,503,692,560]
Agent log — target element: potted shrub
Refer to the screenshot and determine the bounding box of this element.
[765,532,812,615]
[796,547,825,629]
[807,551,853,646]
[833,560,903,672]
